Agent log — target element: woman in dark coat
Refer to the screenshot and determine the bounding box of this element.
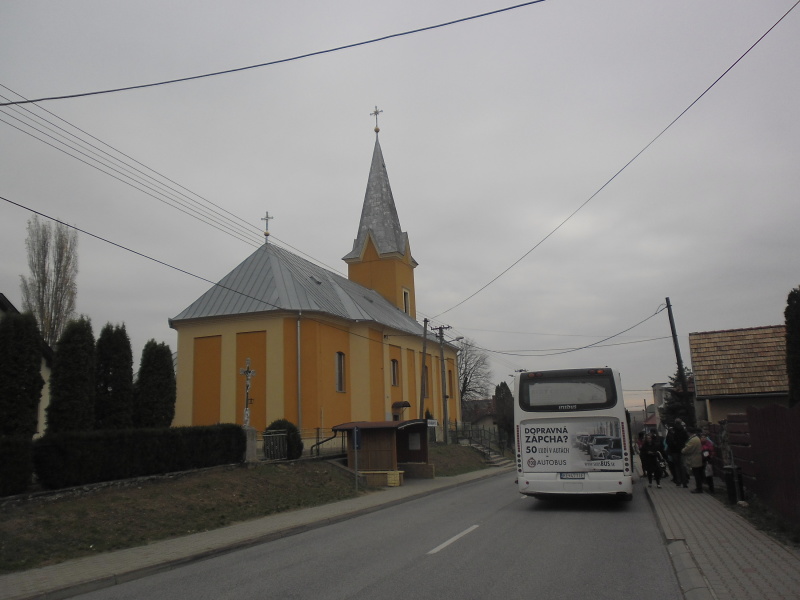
[641,433,664,488]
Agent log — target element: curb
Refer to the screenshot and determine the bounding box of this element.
[644,486,715,600]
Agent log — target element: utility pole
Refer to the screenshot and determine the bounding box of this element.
[666,297,694,424]
[435,324,452,444]
[419,318,429,419]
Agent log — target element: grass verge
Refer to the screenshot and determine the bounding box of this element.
[0,443,490,574]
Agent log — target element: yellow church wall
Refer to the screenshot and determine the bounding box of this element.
[173,316,285,428]
[281,317,299,425]
[404,348,417,418]
[368,328,385,421]
[172,312,460,433]
[348,323,370,421]
[389,344,404,417]
[347,237,416,318]
[312,318,352,430]
[192,335,221,425]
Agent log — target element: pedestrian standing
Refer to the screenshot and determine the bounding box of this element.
[641,433,663,488]
[668,419,689,487]
[682,427,704,493]
[701,433,716,493]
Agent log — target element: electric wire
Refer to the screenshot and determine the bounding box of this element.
[0,85,355,276]
[0,114,260,248]
[0,89,262,247]
[0,84,262,238]
[3,195,670,364]
[0,2,547,107]
[2,196,429,350]
[432,0,800,319]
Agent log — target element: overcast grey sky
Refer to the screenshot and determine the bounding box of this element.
[1,0,798,409]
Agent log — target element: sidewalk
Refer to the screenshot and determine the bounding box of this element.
[642,468,800,600]
[3,464,800,600]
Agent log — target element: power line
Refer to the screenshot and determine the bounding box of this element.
[461,306,668,357]
[433,0,800,319]
[0,85,360,277]
[0,84,263,237]
[0,1,547,107]
[1,195,423,351]
[0,88,263,247]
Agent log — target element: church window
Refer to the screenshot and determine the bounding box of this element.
[335,352,346,392]
[403,290,410,315]
[391,359,399,386]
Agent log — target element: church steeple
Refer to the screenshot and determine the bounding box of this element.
[343,116,417,318]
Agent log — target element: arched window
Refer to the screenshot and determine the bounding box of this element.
[335,352,346,392]
[391,359,400,387]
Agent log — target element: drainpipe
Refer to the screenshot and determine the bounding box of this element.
[297,310,302,429]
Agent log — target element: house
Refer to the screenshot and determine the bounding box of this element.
[689,325,788,423]
[0,292,53,436]
[169,129,460,433]
[461,398,497,434]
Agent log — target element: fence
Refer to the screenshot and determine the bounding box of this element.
[302,428,347,457]
[450,422,513,457]
[717,404,800,527]
[259,428,346,461]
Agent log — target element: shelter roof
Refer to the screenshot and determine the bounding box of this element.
[333,419,427,431]
[688,325,787,397]
[170,243,424,337]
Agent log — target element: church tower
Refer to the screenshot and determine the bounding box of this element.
[343,119,418,319]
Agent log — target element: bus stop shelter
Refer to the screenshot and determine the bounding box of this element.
[332,419,434,485]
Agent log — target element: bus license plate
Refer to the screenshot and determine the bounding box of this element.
[560,472,586,479]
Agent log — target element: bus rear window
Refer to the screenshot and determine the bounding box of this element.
[519,373,617,412]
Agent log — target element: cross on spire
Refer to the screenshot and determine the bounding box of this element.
[370,106,383,132]
[261,211,273,243]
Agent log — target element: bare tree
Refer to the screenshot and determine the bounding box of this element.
[457,337,493,402]
[20,215,78,346]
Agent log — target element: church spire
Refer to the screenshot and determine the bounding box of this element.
[343,133,409,260]
[343,111,417,317]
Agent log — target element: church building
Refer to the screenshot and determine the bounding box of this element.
[169,125,460,433]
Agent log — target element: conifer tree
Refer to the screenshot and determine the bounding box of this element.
[786,286,800,408]
[660,366,696,426]
[133,340,176,428]
[0,312,45,437]
[94,323,134,430]
[46,316,95,433]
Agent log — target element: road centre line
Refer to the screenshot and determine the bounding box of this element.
[427,525,479,554]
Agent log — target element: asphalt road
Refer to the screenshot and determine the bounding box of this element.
[75,474,682,599]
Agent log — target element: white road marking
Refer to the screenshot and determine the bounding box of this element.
[427,525,479,554]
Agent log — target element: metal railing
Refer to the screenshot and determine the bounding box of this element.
[262,429,288,461]
[449,422,513,457]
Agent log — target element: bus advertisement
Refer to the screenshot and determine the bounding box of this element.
[514,368,633,500]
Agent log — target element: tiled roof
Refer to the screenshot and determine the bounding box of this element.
[688,325,787,397]
[170,243,424,337]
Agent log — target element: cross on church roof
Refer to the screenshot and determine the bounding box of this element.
[261,211,273,243]
[370,106,383,132]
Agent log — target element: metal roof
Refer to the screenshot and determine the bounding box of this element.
[170,243,424,337]
[342,134,415,264]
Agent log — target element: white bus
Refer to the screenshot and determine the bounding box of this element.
[513,367,633,500]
